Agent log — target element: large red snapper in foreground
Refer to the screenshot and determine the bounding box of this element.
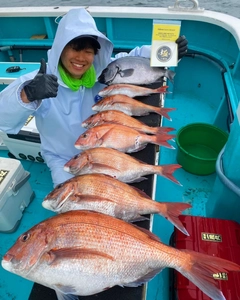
[2,210,240,299]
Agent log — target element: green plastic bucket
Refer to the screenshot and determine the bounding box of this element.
[176,123,229,175]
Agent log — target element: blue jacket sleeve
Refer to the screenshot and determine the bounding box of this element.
[42,152,74,187]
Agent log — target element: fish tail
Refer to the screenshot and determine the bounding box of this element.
[158,107,176,121]
[152,133,176,149]
[176,250,240,300]
[158,127,175,133]
[158,164,182,184]
[158,202,191,235]
[155,85,169,94]
[148,126,175,135]
[166,69,176,83]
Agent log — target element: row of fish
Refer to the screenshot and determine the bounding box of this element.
[75,83,176,155]
[48,77,184,231]
[2,56,239,300]
[62,77,185,236]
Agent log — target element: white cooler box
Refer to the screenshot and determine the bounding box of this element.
[0,115,44,163]
[0,157,35,233]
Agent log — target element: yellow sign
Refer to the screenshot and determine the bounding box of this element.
[152,24,180,41]
[151,20,181,67]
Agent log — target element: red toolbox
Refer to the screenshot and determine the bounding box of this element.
[169,215,240,300]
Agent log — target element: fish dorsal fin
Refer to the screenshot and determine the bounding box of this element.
[132,224,161,242]
[119,68,135,78]
[47,247,114,265]
[124,268,163,287]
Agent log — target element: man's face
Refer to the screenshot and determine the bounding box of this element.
[60,45,95,79]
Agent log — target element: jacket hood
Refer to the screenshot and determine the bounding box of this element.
[47,8,113,78]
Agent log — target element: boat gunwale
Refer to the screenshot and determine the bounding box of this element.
[0,6,240,48]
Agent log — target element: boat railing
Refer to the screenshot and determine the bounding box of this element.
[168,0,204,12]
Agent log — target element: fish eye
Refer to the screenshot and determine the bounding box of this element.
[21,233,31,242]
[82,133,88,138]
[73,154,79,160]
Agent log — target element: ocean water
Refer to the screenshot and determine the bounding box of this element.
[0,0,239,18]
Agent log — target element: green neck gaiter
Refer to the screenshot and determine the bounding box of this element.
[58,63,96,91]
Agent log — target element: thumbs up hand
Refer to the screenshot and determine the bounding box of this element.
[24,58,58,102]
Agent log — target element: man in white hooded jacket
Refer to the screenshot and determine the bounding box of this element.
[0,8,187,187]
